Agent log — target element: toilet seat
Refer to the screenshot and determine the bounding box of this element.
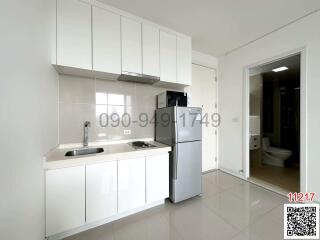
[265,146,292,155]
[262,137,292,167]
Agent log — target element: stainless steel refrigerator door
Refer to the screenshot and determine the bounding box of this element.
[175,107,202,143]
[171,141,202,203]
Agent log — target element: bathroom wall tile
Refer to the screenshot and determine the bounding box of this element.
[59,103,96,144]
[59,75,95,104]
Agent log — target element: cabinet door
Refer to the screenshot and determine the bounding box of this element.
[177,37,192,86]
[118,157,145,213]
[160,31,177,83]
[121,17,142,74]
[142,24,159,77]
[46,166,85,236]
[57,0,91,69]
[146,154,169,203]
[86,161,117,223]
[92,6,121,75]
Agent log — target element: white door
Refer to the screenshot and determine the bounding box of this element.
[86,161,117,223]
[92,6,121,75]
[177,37,192,86]
[46,166,85,236]
[57,0,91,69]
[187,64,218,172]
[121,17,142,74]
[118,157,145,213]
[146,154,169,203]
[142,23,160,77]
[159,30,177,83]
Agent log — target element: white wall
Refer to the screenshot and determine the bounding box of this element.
[192,50,218,69]
[218,11,320,197]
[0,1,58,239]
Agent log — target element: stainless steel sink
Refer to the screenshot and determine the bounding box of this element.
[65,147,104,157]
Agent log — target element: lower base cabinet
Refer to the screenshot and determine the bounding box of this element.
[118,157,146,213]
[86,161,117,223]
[45,153,169,237]
[146,154,169,203]
[46,166,85,236]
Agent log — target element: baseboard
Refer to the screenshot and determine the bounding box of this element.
[46,200,165,240]
[219,167,246,180]
[202,168,218,175]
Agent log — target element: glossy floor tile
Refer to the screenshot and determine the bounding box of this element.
[250,164,299,192]
[64,170,287,240]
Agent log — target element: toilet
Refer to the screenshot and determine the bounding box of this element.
[262,137,292,167]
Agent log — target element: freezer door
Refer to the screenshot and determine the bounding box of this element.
[175,107,202,143]
[171,141,202,203]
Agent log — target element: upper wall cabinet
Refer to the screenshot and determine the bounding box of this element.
[57,0,91,70]
[142,24,160,77]
[121,17,142,74]
[177,37,192,86]
[92,6,121,76]
[159,31,177,83]
[53,0,191,86]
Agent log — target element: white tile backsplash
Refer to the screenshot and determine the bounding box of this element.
[58,74,183,144]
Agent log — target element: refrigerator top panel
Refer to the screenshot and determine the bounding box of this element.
[155,107,202,145]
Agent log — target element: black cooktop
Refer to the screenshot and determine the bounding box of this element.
[131,141,156,149]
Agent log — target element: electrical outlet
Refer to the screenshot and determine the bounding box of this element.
[123,129,131,135]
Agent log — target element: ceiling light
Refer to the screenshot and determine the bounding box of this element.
[272,66,288,72]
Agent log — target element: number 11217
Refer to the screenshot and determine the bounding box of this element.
[287,192,316,203]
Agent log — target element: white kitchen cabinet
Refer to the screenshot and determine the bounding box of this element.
[46,166,85,236]
[118,157,145,213]
[121,17,142,74]
[177,37,192,86]
[142,24,160,77]
[57,0,91,70]
[159,30,177,83]
[86,161,117,223]
[146,154,169,203]
[92,6,121,76]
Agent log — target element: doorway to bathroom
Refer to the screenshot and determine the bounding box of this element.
[247,53,302,194]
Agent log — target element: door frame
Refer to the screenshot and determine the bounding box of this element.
[243,47,307,193]
[190,63,219,172]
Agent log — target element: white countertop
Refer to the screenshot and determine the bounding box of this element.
[44,141,171,170]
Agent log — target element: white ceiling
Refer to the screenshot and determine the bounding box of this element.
[98,0,320,56]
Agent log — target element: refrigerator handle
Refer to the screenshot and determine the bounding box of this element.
[174,107,178,180]
[174,145,178,180]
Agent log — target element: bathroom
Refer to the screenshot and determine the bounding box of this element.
[249,54,300,193]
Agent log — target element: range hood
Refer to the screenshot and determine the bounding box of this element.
[118,71,160,84]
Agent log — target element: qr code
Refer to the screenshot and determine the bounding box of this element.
[284,204,319,239]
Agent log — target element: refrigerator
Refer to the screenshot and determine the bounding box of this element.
[155,106,202,203]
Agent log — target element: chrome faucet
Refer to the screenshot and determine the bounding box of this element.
[83,121,91,147]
